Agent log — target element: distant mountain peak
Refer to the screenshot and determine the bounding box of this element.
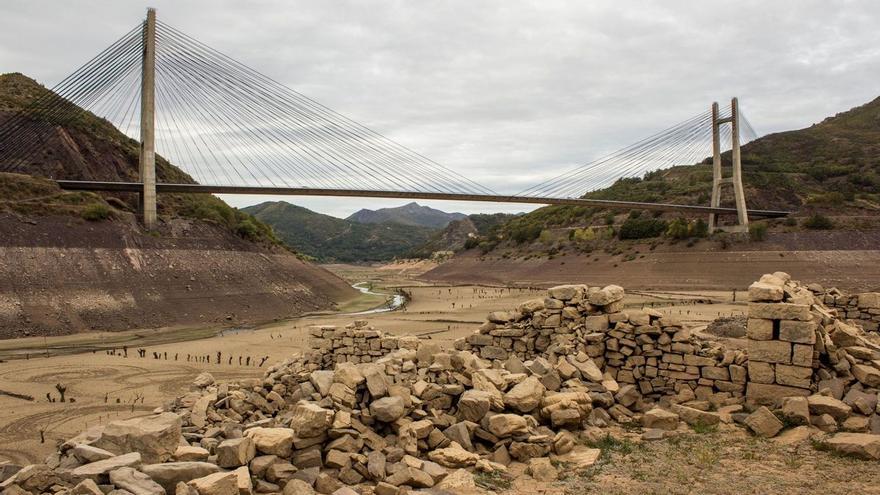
[346,202,467,228]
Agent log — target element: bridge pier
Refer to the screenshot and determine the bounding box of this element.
[708,98,749,233]
[138,8,157,229]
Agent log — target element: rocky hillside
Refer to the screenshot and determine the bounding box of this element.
[0,73,278,243]
[347,202,467,228]
[0,73,355,336]
[243,201,436,262]
[410,213,519,258]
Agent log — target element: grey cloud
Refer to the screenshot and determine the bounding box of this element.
[1,0,877,217]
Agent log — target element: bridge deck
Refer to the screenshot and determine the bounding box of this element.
[56,181,790,218]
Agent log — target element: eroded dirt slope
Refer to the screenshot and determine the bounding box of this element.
[0,212,355,338]
[422,231,880,291]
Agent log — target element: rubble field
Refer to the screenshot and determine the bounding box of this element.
[2,272,879,495]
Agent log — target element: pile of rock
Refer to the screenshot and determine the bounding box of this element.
[745,272,880,437]
[3,274,880,495]
[306,321,417,368]
[455,284,748,403]
[819,287,880,332]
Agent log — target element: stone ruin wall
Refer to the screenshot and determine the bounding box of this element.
[307,277,880,411]
[452,284,750,404]
[746,272,880,411]
[821,289,880,332]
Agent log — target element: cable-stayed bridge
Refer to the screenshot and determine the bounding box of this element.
[0,9,788,230]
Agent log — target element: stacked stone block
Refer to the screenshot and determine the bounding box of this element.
[745,272,817,404]
[307,320,417,367]
[455,284,748,402]
[821,289,880,332]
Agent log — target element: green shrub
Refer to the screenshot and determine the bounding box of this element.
[510,224,542,244]
[749,222,768,241]
[604,213,615,225]
[693,218,709,237]
[783,217,797,226]
[619,217,668,240]
[81,203,113,221]
[538,229,554,244]
[235,217,260,240]
[463,237,480,250]
[803,213,834,230]
[666,218,690,239]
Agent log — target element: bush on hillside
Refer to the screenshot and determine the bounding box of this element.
[81,203,113,221]
[803,213,834,230]
[510,223,542,244]
[749,223,768,241]
[618,217,668,240]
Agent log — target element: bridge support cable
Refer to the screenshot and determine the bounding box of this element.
[0,8,785,226]
[152,21,495,196]
[514,103,760,201]
[0,26,143,172]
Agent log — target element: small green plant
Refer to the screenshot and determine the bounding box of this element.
[803,213,834,230]
[749,222,768,241]
[691,422,718,434]
[474,471,512,491]
[81,203,113,221]
[604,212,615,225]
[586,433,638,456]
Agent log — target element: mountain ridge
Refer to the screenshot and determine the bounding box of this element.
[243,201,436,262]
[346,201,467,228]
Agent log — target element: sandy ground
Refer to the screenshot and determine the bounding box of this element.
[0,262,751,464]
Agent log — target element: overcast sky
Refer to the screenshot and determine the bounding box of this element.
[2,1,878,218]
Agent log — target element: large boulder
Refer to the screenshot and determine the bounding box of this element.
[588,285,624,306]
[244,428,295,457]
[487,414,528,438]
[108,468,164,495]
[71,453,143,479]
[140,462,221,492]
[427,445,479,468]
[188,472,238,495]
[642,408,679,431]
[503,376,545,413]
[370,396,406,422]
[457,390,491,422]
[807,395,852,421]
[92,413,182,463]
[824,433,880,460]
[671,404,720,427]
[289,402,334,438]
[744,406,784,438]
[216,438,256,468]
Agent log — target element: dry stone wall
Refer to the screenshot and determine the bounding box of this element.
[821,289,880,332]
[451,284,749,403]
[306,320,418,368]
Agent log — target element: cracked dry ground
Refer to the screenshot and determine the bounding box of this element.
[495,426,879,495]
